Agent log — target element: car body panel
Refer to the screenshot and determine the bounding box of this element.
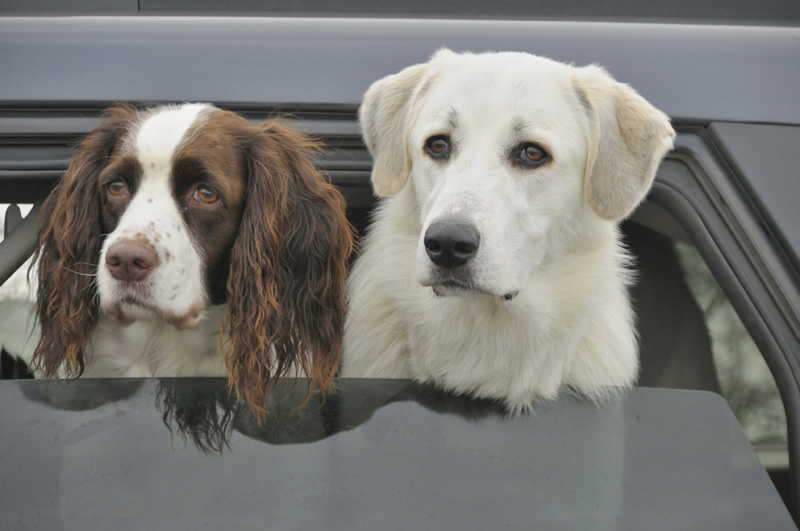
[0,378,795,529]
[1,17,799,126]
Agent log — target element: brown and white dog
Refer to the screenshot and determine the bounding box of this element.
[32,103,353,415]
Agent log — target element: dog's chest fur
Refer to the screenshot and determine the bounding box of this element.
[84,305,228,378]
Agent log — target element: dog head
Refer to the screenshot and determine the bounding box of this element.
[360,49,674,300]
[32,103,353,415]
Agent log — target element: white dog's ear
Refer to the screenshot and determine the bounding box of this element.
[359,61,438,197]
[573,66,675,220]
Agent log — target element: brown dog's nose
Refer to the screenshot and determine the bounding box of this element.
[105,241,159,282]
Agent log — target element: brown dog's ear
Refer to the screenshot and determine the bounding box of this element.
[31,104,138,378]
[359,52,449,197]
[224,121,353,418]
[573,65,675,221]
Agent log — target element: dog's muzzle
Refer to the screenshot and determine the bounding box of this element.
[423,219,480,269]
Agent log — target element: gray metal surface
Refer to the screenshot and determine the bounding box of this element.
[6,0,800,23]
[708,123,800,276]
[0,17,799,125]
[0,0,136,15]
[0,379,794,530]
[0,202,39,285]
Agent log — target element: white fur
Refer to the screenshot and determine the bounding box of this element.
[85,306,226,378]
[342,50,675,411]
[90,103,226,378]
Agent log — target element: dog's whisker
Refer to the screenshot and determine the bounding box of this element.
[62,266,98,278]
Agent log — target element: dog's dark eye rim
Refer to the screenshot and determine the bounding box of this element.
[424,135,451,159]
[512,142,551,167]
[104,178,130,198]
[192,186,221,205]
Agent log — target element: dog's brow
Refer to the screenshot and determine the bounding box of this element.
[172,156,212,188]
[446,109,460,131]
[101,156,142,189]
[512,118,530,135]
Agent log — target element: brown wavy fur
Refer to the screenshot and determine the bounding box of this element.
[31,105,138,378]
[31,104,353,419]
[225,120,353,418]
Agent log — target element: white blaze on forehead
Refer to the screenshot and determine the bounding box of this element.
[135,103,211,169]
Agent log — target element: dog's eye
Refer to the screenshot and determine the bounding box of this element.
[425,136,451,159]
[107,180,128,198]
[515,143,550,167]
[193,187,219,205]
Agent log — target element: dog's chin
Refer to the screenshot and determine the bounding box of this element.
[430,284,519,302]
[103,300,206,330]
[422,275,519,302]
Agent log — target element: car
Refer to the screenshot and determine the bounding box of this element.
[1,1,798,527]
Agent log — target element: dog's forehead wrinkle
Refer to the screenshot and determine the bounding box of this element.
[434,72,573,130]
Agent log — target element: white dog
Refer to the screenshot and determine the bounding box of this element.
[342,49,675,411]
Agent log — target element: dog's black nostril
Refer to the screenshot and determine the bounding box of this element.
[424,220,481,269]
[426,240,442,253]
[454,241,478,256]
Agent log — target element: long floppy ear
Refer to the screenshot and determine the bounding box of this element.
[225,121,353,418]
[31,104,137,378]
[359,52,449,197]
[573,65,675,220]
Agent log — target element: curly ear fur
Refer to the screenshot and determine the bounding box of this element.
[573,65,675,220]
[31,105,138,378]
[225,121,354,418]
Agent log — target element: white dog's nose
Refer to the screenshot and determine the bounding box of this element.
[424,220,480,269]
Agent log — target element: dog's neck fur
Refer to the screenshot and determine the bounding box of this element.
[83,305,228,378]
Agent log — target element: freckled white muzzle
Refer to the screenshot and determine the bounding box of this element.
[97,180,207,328]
